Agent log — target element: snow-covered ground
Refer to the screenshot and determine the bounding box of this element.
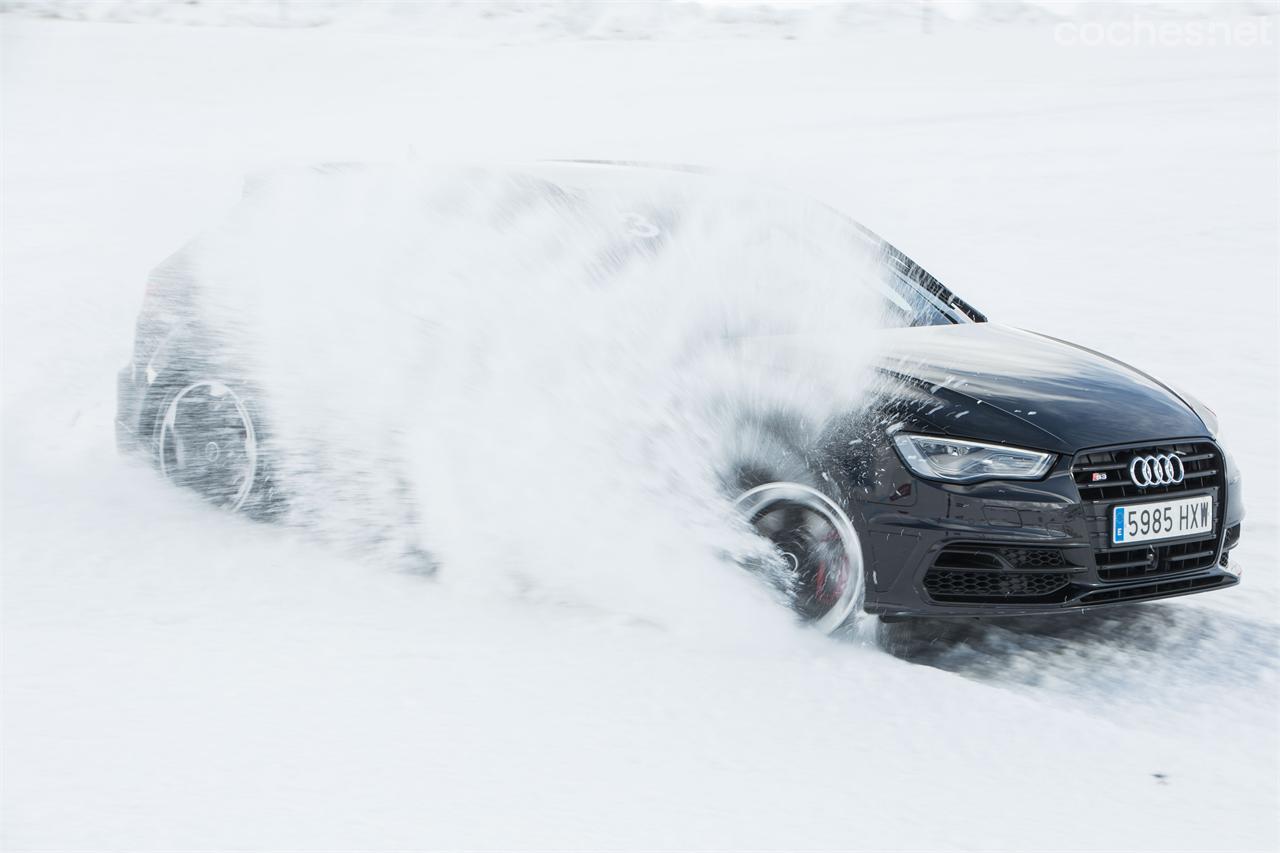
[3,5,1278,850]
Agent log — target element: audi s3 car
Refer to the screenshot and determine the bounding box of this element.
[116,161,1245,632]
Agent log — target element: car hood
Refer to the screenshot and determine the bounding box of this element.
[876,323,1210,454]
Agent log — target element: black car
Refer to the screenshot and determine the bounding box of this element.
[116,162,1244,633]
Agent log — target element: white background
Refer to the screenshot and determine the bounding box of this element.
[3,2,1277,850]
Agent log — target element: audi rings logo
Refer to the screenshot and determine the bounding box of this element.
[1129,453,1186,488]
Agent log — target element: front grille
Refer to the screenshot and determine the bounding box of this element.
[1073,440,1220,502]
[1073,441,1224,583]
[924,569,1071,602]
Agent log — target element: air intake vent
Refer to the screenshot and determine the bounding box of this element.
[923,569,1070,602]
[1078,575,1227,606]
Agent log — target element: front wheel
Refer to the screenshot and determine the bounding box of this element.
[735,482,864,634]
[157,379,265,513]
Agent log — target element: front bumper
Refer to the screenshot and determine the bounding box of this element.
[859,437,1244,619]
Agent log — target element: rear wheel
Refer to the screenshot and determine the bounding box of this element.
[735,482,864,634]
[157,379,263,512]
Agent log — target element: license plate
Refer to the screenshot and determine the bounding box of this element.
[1112,495,1213,545]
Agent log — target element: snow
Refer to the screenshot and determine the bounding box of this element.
[2,4,1278,850]
[186,163,893,635]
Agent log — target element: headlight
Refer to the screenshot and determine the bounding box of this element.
[892,433,1056,483]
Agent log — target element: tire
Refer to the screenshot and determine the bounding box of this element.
[721,411,865,633]
[152,377,277,517]
[734,481,865,634]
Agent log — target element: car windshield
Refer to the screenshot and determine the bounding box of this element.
[729,186,980,329]
[527,164,982,329]
[837,215,980,328]
[878,269,960,327]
